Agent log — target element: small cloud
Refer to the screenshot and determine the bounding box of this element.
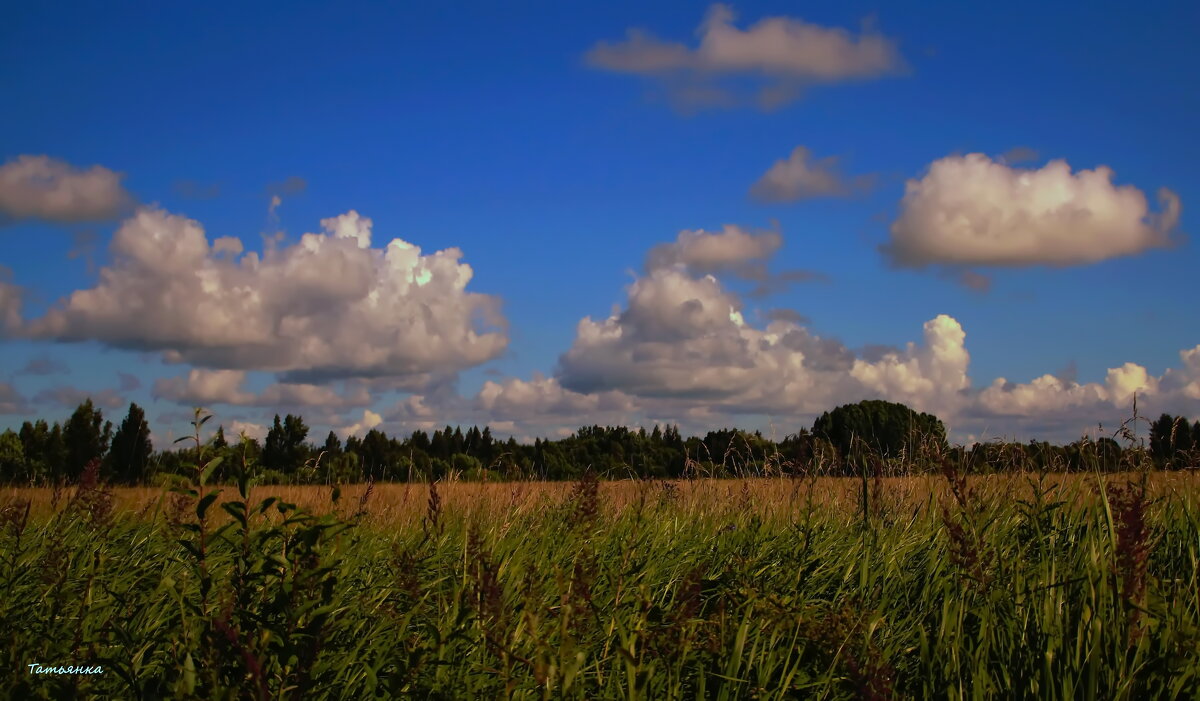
[953,270,991,293]
[763,308,809,324]
[0,267,24,336]
[117,372,142,392]
[1055,359,1078,385]
[586,4,906,111]
[746,268,830,298]
[265,177,305,225]
[67,229,102,273]
[749,146,874,202]
[999,146,1039,165]
[338,408,383,438]
[33,386,125,410]
[173,180,222,200]
[0,382,30,414]
[646,224,781,273]
[228,419,267,441]
[18,353,69,376]
[266,176,307,197]
[0,155,134,224]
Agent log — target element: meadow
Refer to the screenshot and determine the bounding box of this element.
[3,467,1200,699]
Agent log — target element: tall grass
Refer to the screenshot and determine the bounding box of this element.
[3,467,1200,698]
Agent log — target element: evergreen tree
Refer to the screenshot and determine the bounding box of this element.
[262,415,286,472]
[261,414,311,474]
[62,398,113,482]
[46,423,67,482]
[105,402,153,484]
[322,430,342,456]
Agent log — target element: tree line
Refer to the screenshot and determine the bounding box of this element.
[0,398,1197,486]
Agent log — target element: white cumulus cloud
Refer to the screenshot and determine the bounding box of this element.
[885,153,1181,267]
[20,207,507,383]
[556,256,969,419]
[969,348,1200,436]
[338,409,383,438]
[228,420,267,441]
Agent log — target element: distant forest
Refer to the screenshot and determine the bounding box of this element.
[1,398,1197,486]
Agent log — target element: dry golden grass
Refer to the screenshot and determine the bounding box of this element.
[5,470,1200,528]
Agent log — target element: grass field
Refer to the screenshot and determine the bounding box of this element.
[4,469,1200,699]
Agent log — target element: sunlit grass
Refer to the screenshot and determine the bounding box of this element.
[4,468,1200,698]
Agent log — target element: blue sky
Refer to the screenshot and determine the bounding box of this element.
[1,0,1197,445]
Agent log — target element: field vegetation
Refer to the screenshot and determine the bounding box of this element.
[4,404,1200,698]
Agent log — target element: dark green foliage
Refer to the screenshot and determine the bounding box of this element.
[4,472,1200,698]
[321,430,341,457]
[104,402,153,484]
[813,399,947,472]
[3,400,1189,486]
[62,398,113,481]
[0,430,23,484]
[1150,413,1198,468]
[18,420,60,483]
[262,414,310,474]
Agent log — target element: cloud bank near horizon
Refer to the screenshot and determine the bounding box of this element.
[0,164,1193,444]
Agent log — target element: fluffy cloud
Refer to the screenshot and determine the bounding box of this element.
[359,374,639,442]
[0,155,133,223]
[338,409,383,438]
[849,315,971,417]
[173,180,221,200]
[646,225,780,273]
[477,374,636,422]
[749,146,872,202]
[228,420,267,441]
[543,225,1197,441]
[885,153,1181,267]
[644,225,823,297]
[20,207,507,383]
[556,259,969,419]
[967,347,1200,438]
[152,369,372,408]
[153,369,254,406]
[1161,346,1200,401]
[586,4,904,109]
